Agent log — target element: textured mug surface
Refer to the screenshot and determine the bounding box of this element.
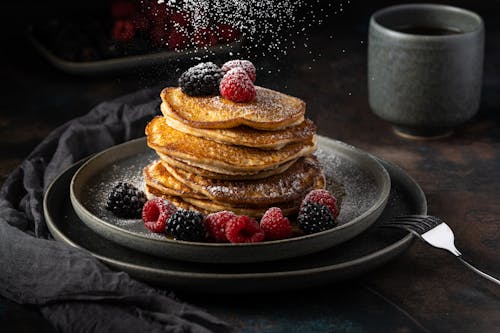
[368,4,484,137]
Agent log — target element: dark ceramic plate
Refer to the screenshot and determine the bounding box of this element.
[44,155,425,293]
[69,136,391,263]
[27,26,242,75]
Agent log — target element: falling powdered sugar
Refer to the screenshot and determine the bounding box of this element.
[155,0,351,65]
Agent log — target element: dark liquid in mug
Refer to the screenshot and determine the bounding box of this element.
[391,25,462,35]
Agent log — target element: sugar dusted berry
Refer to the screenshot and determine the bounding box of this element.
[141,198,177,233]
[260,207,292,240]
[204,211,236,242]
[106,182,147,218]
[219,67,256,103]
[179,62,224,96]
[166,209,206,241]
[221,59,256,82]
[297,202,337,234]
[225,215,265,243]
[302,189,339,219]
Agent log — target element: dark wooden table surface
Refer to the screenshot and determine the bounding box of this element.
[1,1,499,332]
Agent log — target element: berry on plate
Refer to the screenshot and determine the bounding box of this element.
[111,20,136,43]
[260,207,292,240]
[216,24,240,44]
[221,59,256,82]
[297,202,337,234]
[166,209,206,241]
[166,29,190,51]
[225,215,265,243]
[204,210,236,242]
[193,27,218,48]
[179,62,223,96]
[106,182,147,218]
[111,0,136,20]
[141,197,177,233]
[219,67,256,102]
[302,189,339,219]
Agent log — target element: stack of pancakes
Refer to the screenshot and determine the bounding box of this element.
[144,86,325,218]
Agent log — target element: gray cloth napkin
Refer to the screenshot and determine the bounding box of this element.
[0,88,233,333]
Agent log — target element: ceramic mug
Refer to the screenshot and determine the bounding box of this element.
[368,4,484,139]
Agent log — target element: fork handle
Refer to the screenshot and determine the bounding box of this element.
[457,256,500,286]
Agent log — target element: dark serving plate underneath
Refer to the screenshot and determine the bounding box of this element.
[44,154,426,293]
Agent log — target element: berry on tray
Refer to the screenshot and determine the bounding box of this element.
[106,182,147,218]
[141,197,177,233]
[297,202,337,234]
[225,215,265,243]
[204,211,236,242]
[111,20,136,43]
[260,207,292,240]
[166,209,206,241]
[219,67,256,102]
[302,189,339,219]
[170,10,191,29]
[193,27,218,48]
[179,62,224,96]
[216,24,240,44]
[166,29,190,51]
[111,0,137,20]
[221,59,256,82]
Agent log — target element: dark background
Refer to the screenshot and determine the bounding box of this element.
[1,1,499,332]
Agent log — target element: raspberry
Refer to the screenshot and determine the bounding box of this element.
[193,27,218,48]
[204,211,236,242]
[111,0,136,19]
[132,13,149,32]
[166,209,206,241]
[221,59,256,82]
[216,24,240,44]
[179,62,223,96]
[166,29,190,51]
[141,198,177,233]
[220,67,256,103]
[225,216,265,243]
[111,20,135,43]
[106,182,147,218]
[297,202,337,234]
[260,207,292,240]
[302,189,339,219]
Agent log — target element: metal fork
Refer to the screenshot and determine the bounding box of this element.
[382,215,500,286]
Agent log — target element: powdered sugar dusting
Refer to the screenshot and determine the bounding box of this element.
[152,0,351,69]
[79,143,381,241]
[315,148,379,224]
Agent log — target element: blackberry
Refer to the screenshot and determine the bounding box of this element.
[166,209,206,241]
[106,182,147,218]
[297,202,337,234]
[178,62,223,96]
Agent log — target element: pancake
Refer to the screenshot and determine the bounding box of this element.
[161,86,305,130]
[182,197,300,218]
[146,116,317,173]
[158,154,298,180]
[143,160,205,199]
[162,103,316,150]
[145,185,210,214]
[146,184,298,218]
[163,156,324,207]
